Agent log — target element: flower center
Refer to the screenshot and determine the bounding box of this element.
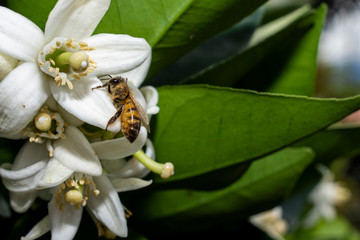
[22,106,67,145]
[55,174,100,211]
[38,37,97,89]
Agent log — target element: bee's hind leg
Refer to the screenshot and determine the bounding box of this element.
[105,106,123,131]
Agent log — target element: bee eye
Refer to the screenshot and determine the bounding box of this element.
[111,79,119,84]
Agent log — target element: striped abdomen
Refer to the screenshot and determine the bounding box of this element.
[120,98,141,143]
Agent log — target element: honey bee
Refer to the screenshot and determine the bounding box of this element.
[92,76,150,143]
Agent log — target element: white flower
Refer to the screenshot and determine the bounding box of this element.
[1,125,151,239]
[303,165,351,228]
[249,206,288,240]
[0,0,151,137]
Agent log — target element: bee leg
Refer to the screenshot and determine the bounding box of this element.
[91,83,108,90]
[105,106,124,131]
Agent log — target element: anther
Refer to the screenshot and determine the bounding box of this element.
[67,81,73,90]
[72,73,80,80]
[49,58,55,66]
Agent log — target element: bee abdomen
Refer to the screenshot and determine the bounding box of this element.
[121,100,142,143]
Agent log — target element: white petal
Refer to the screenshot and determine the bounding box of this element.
[0,51,19,80]
[1,162,45,192]
[111,178,152,192]
[37,158,74,189]
[44,0,110,42]
[0,142,48,192]
[87,175,127,237]
[53,125,102,176]
[121,49,152,87]
[109,139,155,178]
[48,193,83,240]
[107,158,148,179]
[0,7,44,61]
[102,159,126,173]
[0,62,50,137]
[141,86,160,115]
[86,34,151,82]
[10,191,37,213]
[12,141,49,170]
[50,77,120,132]
[92,127,147,160]
[22,215,51,240]
[45,96,84,127]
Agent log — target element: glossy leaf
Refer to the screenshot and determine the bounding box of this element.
[183,5,326,96]
[148,7,265,86]
[131,147,313,233]
[95,0,268,77]
[153,85,360,183]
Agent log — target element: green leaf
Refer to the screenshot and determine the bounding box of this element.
[95,0,268,77]
[131,147,313,233]
[265,4,326,95]
[286,217,360,240]
[183,4,326,96]
[152,85,360,183]
[148,7,265,86]
[295,126,360,163]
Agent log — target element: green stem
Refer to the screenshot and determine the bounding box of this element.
[133,150,164,175]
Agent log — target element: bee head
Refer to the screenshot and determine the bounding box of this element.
[109,77,128,99]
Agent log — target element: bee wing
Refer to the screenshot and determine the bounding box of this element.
[129,91,150,133]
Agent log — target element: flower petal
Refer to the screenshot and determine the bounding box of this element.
[91,127,147,160]
[10,191,37,213]
[22,215,51,240]
[44,0,110,42]
[53,125,102,176]
[0,142,48,192]
[121,49,152,87]
[0,62,50,137]
[37,158,74,189]
[0,51,19,81]
[50,77,120,132]
[48,193,83,240]
[0,6,44,61]
[87,175,127,237]
[85,34,151,83]
[0,162,45,192]
[141,86,160,115]
[45,95,84,127]
[111,178,152,192]
[12,141,49,170]
[109,139,154,178]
